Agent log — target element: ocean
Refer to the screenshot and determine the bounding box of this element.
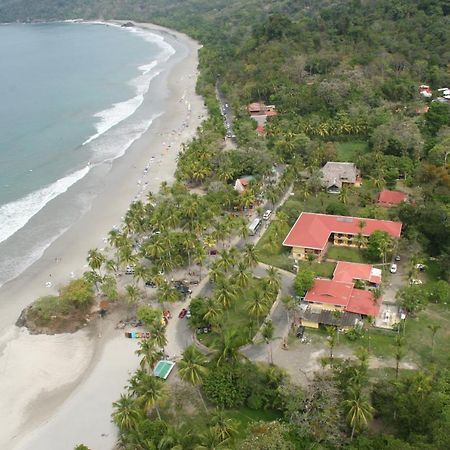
[0,21,175,286]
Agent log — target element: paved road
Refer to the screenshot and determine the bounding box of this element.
[216,82,236,141]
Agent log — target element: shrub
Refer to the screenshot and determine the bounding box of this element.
[28,295,70,324]
[59,278,94,308]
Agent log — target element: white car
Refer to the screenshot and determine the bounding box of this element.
[410,279,423,285]
[415,263,426,271]
[390,263,398,274]
[262,209,272,220]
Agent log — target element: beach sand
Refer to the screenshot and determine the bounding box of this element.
[0,22,206,449]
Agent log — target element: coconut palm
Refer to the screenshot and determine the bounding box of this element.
[216,250,236,273]
[394,335,405,379]
[194,426,230,450]
[178,345,209,411]
[202,297,222,326]
[214,278,237,310]
[214,329,244,366]
[112,393,143,433]
[234,262,251,288]
[87,248,105,277]
[338,185,351,205]
[209,409,238,442]
[125,284,141,315]
[265,266,281,293]
[325,326,337,360]
[150,321,168,352]
[242,243,259,268]
[428,324,441,357]
[246,291,270,325]
[157,281,181,308]
[133,263,149,288]
[128,370,166,419]
[343,387,374,440]
[136,338,161,372]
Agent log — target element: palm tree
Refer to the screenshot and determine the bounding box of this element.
[133,263,149,288]
[150,321,168,352]
[112,393,143,433]
[282,295,296,323]
[325,326,337,361]
[261,320,275,364]
[202,297,222,327]
[246,291,270,325]
[125,284,141,316]
[157,281,180,308]
[428,324,441,357]
[209,409,238,442]
[178,345,209,411]
[343,387,374,440]
[128,370,166,419]
[242,244,259,268]
[214,278,237,310]
[234,262,251,288]
[216,250,235,273]
[265,266,281,293]
[214,329,244,366]
[194,426,230,450]
[136,339,161,372]
[87,248,105,277]
[338,185,351,205]
[394,335,405,379]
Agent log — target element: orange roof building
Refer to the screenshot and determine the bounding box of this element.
[283,212,402,261]
[333,261,382,286]
[377,190,407,206]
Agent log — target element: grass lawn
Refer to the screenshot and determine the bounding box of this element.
[256,222,294,272]
[336,141,369,161]
[297,260,336,279]
[226,407,282,439]
[326,245,369,263]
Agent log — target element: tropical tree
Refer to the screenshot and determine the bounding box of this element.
[394,335,405,379]
[428,324,441,357]
[214,329,245,365]
[343,387,374,440]
[214,277,237,310]
[87,248,105,277]
[150,320,168,352]
[338,185,351,205]
[243,244,259,267]
[178,345,209,411]
[194,426,230,450]
[209,409,238,442]
[325,326,337,361]
[157,281,181,308]
[125,284,141,315]
[136,338,161,372]
[112,393,143,433]
[202,297,222,327]
[262,320,275,364]
[265,266,281,293]
[235,262,251,288]
[246,291,270,325]
[128,370,166,419]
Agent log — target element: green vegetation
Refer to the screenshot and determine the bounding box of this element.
[4,0,450,448]
[326,245,370,264]
[336,141,369,162]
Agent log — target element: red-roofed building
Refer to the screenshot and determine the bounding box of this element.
[333,261,382,286]
[377,190,407,207]
[301,278,382,328]
[234,175,254,194]
[283,212,402,261]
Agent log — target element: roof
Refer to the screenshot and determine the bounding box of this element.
[304,278,381,316]
[283,212,403,250]
[238,175,254,186]
[333,261,382,285]
[299,306,360,328]
[247,102,265,113]
[377,190,407,206]
[347,289,380,316]
[320,162,358,189]
[256,125,266,135]
[305,279,353,307]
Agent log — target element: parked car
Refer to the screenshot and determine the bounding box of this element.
[125,265,135,275]
[415,263,426,271]
[395,255,401,261]
[410,279,423,285]
[209,249,218,256]
[178,308,188,319]
[262,209,272,220]
[186,310,191,319]
[390,263,398,274]
[145,280,156,288]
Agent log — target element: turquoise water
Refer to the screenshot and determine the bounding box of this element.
[0,22,175,285]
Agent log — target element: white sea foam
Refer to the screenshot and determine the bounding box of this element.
[83,63,160,145]
[0,166,90,245]
[0,227,69,289]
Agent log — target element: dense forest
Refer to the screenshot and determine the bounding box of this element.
[3,0,450,449]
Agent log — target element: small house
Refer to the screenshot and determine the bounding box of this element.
[320,162,361,193]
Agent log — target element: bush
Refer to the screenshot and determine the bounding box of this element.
[326,202,349,216]
[59,278,94,308]
[28,295,70,324]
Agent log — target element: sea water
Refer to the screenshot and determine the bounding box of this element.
[0,22,175,286]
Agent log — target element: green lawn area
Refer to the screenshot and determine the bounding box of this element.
[297,260,336,279]
[256,222,293,272]
[336,141,369,161]
[226,407,282,439]
[326,245,369,263]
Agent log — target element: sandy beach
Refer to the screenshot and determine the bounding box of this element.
[0,21,206,449]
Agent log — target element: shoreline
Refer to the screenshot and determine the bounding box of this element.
[0,21,206,449]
